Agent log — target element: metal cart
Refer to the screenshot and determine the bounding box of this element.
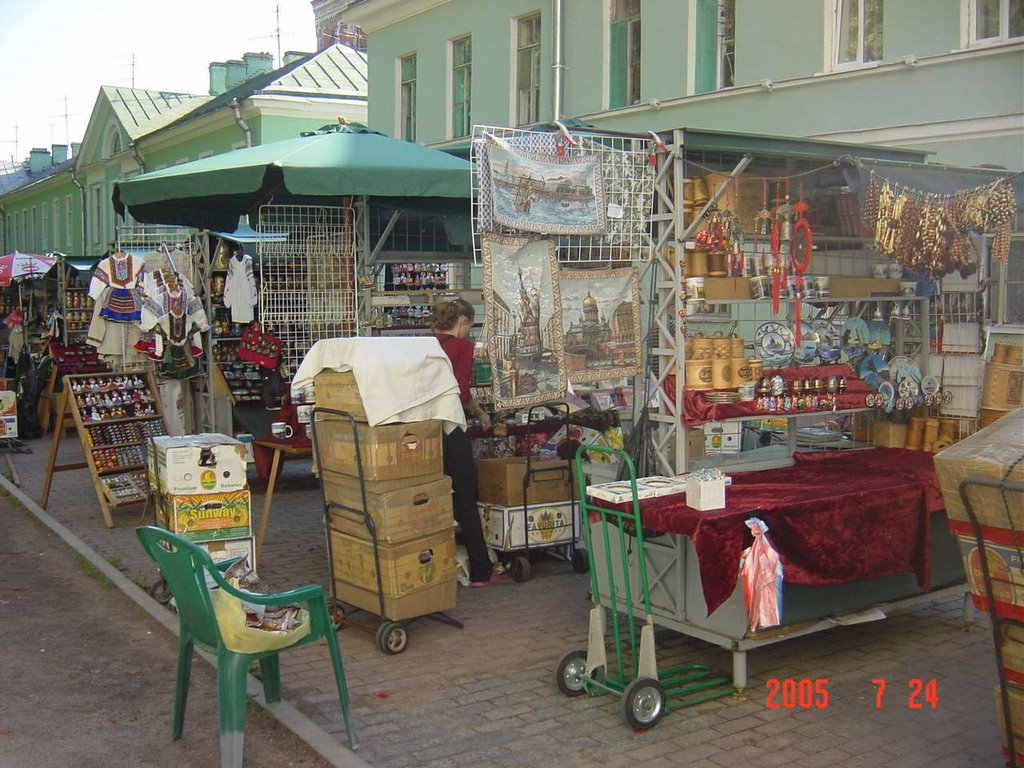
[312,407,462,655]
[958,474,1024,768]
[555,445,732,729]
[485,402,588,582]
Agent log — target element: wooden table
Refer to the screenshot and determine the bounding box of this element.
[253,439,313,564]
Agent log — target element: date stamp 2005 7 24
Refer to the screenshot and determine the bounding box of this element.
[764,678,939,710]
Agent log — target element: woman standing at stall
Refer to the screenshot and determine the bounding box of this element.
[433,299,499,587]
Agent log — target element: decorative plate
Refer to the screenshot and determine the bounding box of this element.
[814,321,842,363]
[866,319,892,348]
[858,352,889,391]
[920,375,940,396]
[878,381,896,412]
[898,377,919,399]
[754,321,795,367]
[841,316,871,362]
[793,321,820,364]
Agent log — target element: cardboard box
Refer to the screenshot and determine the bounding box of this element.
[955,535,1024,622]
[704,277,752,300]
[686,427,705,460]
[0,390,17,438]
[478,500,580,550]
[330,527,456,620]
[199,536,255,571]
[324,473,453,545]
[872,419,908,448]
[827,277,900,298]
[1004,624,1024,686]
[982,362,1024,409]
[934,408,1023,532]
[313,370,368,421]
[158,489,252,543]
[704,421,741,456]
[316,418,443,484]
[995,684,1024,765]
[477,457,574,506]
[686,475,727,511]
[149,434,247,495]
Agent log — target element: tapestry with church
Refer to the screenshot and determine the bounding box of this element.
[559,266,642,383]
[481,234,567,411]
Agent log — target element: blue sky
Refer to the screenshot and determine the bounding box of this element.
[0,0,317,163]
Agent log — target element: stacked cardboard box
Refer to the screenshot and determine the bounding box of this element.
[314,372,456,621]
[148,434,254,568]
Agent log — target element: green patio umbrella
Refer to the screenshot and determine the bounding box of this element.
[112,124,472,232]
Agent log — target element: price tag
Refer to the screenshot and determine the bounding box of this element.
[607,202,624,219]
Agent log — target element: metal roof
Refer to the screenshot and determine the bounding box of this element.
[263,45,368,96]
[101,87,212,141]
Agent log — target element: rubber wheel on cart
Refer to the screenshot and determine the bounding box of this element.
[622,677,666,729]
[148,578,173,606]
[510,556,532,583]
[376,621,409,655]
[554,650,590,697]
[571,548,589,574]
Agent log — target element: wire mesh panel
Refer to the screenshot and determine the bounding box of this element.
[470,124,657,264]
[256,205,356,376]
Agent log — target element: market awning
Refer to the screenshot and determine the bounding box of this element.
[63,256,101,273]
[112,124,473,232]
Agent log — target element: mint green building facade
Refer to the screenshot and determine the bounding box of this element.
[339,0,1022,170]
[0,45,368,259]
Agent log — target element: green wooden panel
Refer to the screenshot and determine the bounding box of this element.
[609,20,628,109]
[694,0,718,95]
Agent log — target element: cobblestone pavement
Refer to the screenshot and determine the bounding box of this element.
[13,435,1004,767]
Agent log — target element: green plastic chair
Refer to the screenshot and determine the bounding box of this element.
[135,526,357,767]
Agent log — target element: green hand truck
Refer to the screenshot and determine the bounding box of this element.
[554,445,733,729]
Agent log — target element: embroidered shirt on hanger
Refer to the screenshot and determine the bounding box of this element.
[89,251,146,322]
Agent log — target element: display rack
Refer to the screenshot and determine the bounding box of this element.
[40,371,168,528]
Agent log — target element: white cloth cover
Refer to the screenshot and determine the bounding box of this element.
[291,337,467,432]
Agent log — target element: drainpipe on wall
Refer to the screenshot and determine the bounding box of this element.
[70,165,88,255]
[129,141,146,174]
[552,0,565,120]
[230,98,253,148]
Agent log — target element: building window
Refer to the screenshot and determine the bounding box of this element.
[52,200,60,249]
[970,0,1024,43]
[836,0,884,66]
[41,204,49,251]
[400,54,417,142]
[516,14,542,126]
[451,36,472,139]
[65,195,73,246]
[695,0,736,93]
[31,207,38,252]
[992,237,1024,325]
[91,186,104,248]
[610,0,641,108]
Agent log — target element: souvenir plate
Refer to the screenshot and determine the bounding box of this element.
[793,321,820,364]
[920,375,940,397]
[898,377,919,399]
[858,352,889,391]
[841,316,871,362]
[754,321,795,367]
[878,381,896,412]
[815,321,842,363]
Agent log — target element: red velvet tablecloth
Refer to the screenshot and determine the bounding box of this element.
[664,364,871,426]
[599,449,943,616]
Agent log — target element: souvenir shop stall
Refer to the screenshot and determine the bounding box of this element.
[111,124,475,449]
[466,123,1022,691]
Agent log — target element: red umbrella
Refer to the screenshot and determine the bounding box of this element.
[0,251,58,286]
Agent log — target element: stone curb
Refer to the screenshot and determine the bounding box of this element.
[0,472,372,768]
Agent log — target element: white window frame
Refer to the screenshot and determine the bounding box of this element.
[964,0,1024,47]
[52,200,60,249]
[514,13,543,126]
[65,195,73,247]
[717,0,736,89]
[41,203,49,251]
[90,185,104,249]
[448,35,472,140]
[398,52,418,142]
[31,206,38,252]
[826,0,885,71]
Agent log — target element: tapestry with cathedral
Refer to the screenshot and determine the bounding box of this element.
[559,267,642,383]
[481,234,567,410]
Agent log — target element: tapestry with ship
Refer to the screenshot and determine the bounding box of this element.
[559,266,642,383]
[481,234,567,410]
[486,139,607,236]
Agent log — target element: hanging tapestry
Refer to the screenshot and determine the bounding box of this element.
[485,136,607,236]
[475,131,558,234]
[482,234,567,410]
[559,266,642,383]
